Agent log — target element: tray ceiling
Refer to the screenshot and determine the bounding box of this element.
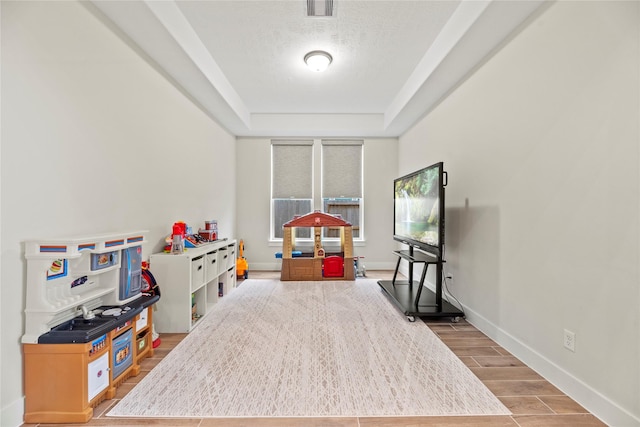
[90,0,545,137]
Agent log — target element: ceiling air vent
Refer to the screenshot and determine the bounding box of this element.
[307,0,334,17]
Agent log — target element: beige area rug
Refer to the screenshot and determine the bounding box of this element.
[108,279,510,418]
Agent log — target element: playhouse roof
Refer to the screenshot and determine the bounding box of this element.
[283,211,352,228]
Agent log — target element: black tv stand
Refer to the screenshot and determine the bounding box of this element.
[378,247,464,322]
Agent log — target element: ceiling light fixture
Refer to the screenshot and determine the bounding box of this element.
[304,50,332,72]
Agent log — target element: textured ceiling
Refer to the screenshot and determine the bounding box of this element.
[90,0,545,137]
[177,1,459,113]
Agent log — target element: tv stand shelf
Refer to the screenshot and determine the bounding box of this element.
[378,248,464,322]
[392,249,435,263]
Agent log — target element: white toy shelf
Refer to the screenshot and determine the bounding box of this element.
[22,231,147,344]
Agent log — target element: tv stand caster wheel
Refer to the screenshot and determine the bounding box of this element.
[452,316,460,323]
[407,316,416,322]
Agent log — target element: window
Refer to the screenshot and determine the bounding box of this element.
[271,140,313,239]
[271,139,364,241]
[322,140,363,239]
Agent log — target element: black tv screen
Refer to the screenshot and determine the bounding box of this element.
[393,162,445,257]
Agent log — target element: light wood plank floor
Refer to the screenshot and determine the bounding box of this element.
[24,271,607,427]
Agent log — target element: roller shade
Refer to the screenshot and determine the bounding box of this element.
[322,140,363,198]
[272,140,313,199]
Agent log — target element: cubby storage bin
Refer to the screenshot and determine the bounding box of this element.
[151,240,236,333]
[190,255,205,291]
[227,268,236,293]
[226,244,236,270]
[218,246,230,270]
[136,330,150,357]
[205,250,219,282]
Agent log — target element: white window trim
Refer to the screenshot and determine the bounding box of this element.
[270,139,366,243]
[270,140,314,241]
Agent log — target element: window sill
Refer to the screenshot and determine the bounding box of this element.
[269,239,366,247]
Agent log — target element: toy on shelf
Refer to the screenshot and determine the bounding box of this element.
[164,220,221,252]
[170,222,186,254]
[199,220,218,242]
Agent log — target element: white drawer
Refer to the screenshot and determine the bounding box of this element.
[226,244,236,270]
[191,255,205,290]
[218,248,230,271]
[205,250,218,282]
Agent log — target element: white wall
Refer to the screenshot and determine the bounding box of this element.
[399,2,639,426]
[3,1,637,426]
[236,138,398,271]
[1,2,236,425]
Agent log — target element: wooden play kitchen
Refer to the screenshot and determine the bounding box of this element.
[21,231,159,423]
[280,211,355,281]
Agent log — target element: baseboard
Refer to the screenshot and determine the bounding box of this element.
[1,396,24,427]
[250,262,281,271]
[248,261,397,272]
[448,302,640,427]
[411,274,639,426]
[351,261,398,271]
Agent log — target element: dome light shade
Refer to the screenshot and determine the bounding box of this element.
[304,50,332,72]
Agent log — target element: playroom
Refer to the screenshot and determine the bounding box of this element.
[3,2,638,426]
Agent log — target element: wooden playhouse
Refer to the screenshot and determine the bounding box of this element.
[280,211,355,281]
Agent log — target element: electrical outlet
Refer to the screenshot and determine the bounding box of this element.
[563,329,575,352]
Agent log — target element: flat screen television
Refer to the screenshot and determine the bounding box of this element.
[393,162,446,258]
